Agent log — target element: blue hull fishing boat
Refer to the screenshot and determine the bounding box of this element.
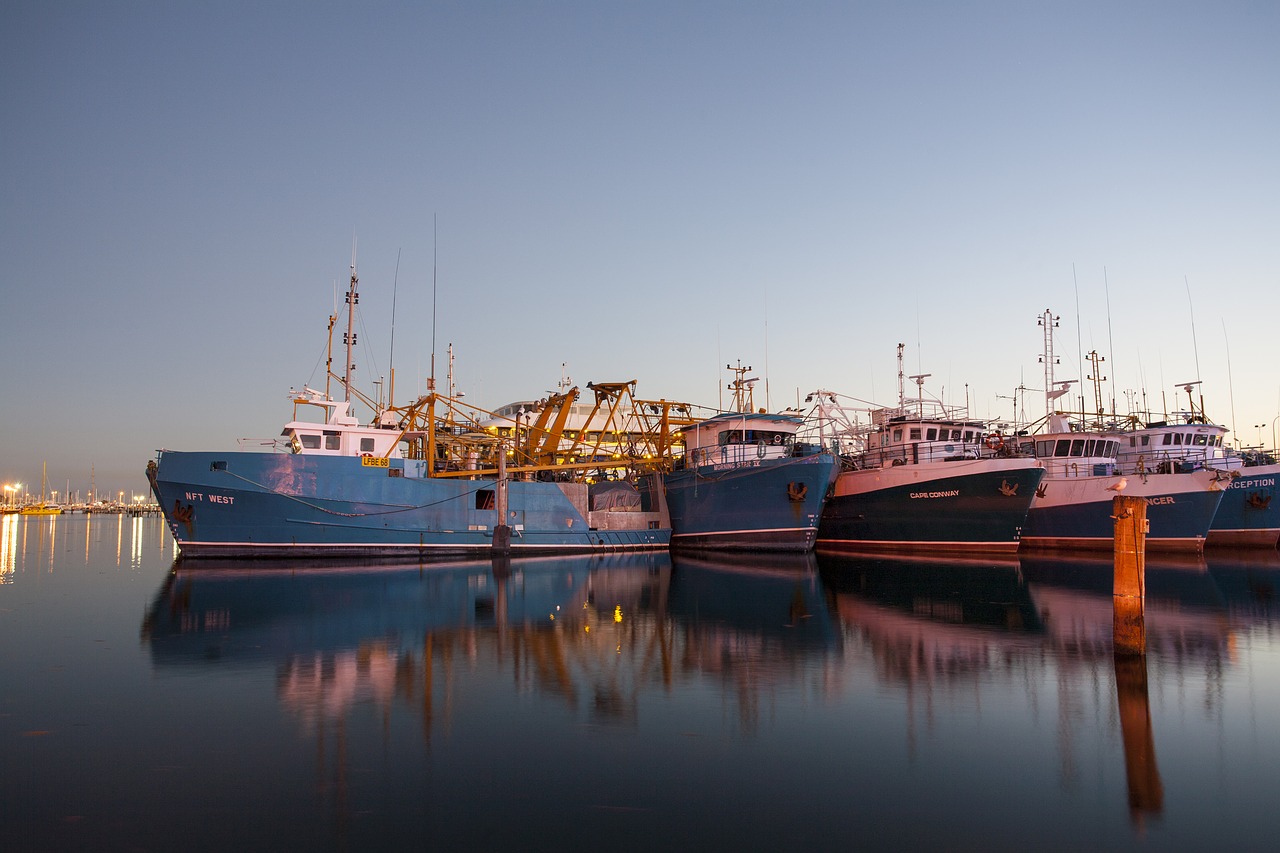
[1209,462,1279,548]
[148,450,672,559]
[658,364,838,552]
[148,267,690,560]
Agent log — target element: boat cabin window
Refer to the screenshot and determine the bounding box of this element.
[476,489,495,510]
[1084,440,1095,456]
[1036,440,1054,457]
[1055,439,1071,457]
[300,434,322,450]
[964,431,974,442]
[893,429,903,442]
[1162,434,1173,446]
[951,429,962,440]
[719,429,791,447]
[360,437,375,453]
[1141,436,1149,446]
[1193,434,1207,446]
[926,428,938,441]
[1070,439,1085,457]
[324,431,341,451]
[909,428,921,440]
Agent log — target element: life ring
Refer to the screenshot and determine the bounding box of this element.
[984,433,1004,451]
[772,434,783,445]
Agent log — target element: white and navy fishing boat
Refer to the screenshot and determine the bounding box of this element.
[1010,411,1226,552]
[655,364,839,552]
[147,269,687,560]
[1010,314,1227,552]
[1109,382,1275,548]
[810,347,1045,556]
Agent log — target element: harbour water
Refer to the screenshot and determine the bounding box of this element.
[3,513,1279,851]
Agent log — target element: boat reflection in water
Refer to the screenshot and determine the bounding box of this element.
[144,552,677,733]
[1203,546,1280,623]
[667,551,840,729]
[814,545,1280,828]
[819,548,1238,829]
[143,549,843,739]
[137,543,1280,844]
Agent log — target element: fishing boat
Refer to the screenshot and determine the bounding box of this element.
[1010,411,1226,552]
[1009,312,1226,553]
[1208,458,1280,548]
[653,363,838,552]
[18,463,62,516]
[147,267,691,560]
[810,346,1045,556]
[1108,381,1276,548]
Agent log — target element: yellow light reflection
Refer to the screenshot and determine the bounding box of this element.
[1,514,18,581]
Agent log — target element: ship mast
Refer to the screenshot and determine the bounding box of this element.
[898,342,929,418]
[1039,309,1076,425]
[896,343,905,408]
[727,360,757,413]
[1086,350,1107,426]
[343,257,359,404]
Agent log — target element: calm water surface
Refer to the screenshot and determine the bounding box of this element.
[3,513,1279,851]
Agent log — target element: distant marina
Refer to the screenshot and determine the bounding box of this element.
[1,498,162,516]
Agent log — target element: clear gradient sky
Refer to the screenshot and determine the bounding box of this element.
[3,1,1278,501]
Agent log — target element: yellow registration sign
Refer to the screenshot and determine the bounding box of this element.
[360,455,389,468]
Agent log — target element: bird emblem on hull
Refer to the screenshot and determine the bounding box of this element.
[999,479,1019,496]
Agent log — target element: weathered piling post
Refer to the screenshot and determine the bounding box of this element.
[1112,494,1147,656]
[1112,493,1163,819]
[493,450,511,554]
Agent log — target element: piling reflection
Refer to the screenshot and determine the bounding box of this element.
[1114,654,1163,822]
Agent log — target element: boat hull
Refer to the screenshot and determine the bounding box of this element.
[817,458,1044,555]
[660,454,838,552]
[148,451,670,559]
[1020,468,1225,552]
[1206,464,1280,548]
